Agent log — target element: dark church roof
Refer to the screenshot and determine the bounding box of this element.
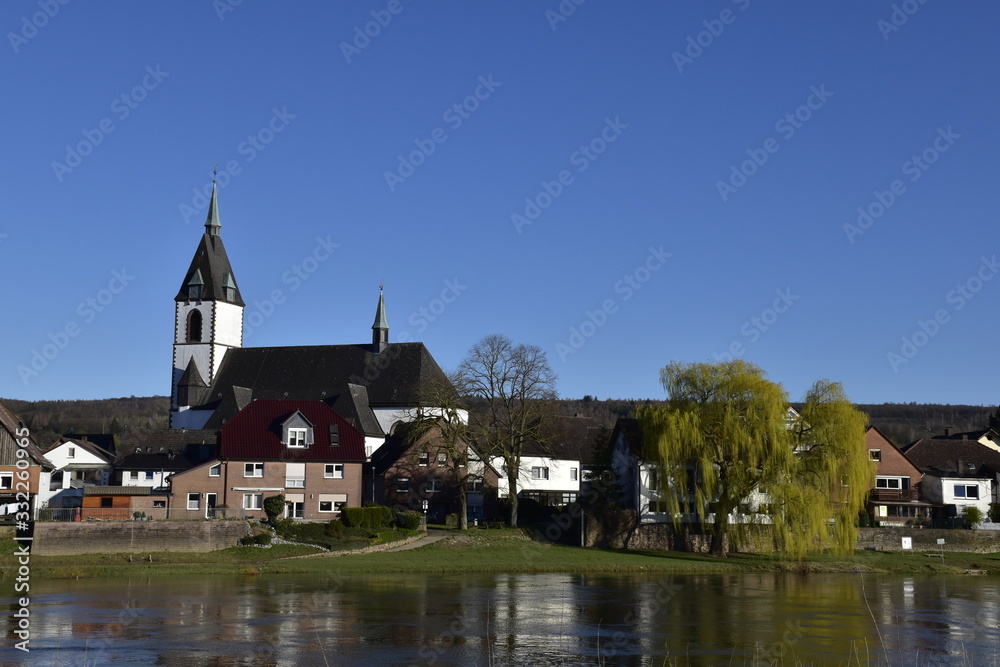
[174,183,244,306]
[195,343,450,431]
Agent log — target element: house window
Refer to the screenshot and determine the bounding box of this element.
[426,479,443,493]
[570,467,578,482]
[869,449,881,462]
[153,500,166,508]
[876,477,908,490]
[419,452,429,466]
[437,453,447,465]
[648,468,660,491]
[287,428,307,448]
[648,500,668,513]
[397,478,410,493]
[470,479,484,492]
[0,473,12,490]
[324,464,344,479]
[329,425,339,446]
[243,493,263,510]
[67,447,76,459]
[319,493,347,513]
[954,484,979,499]
[286,501,304,519]
[209,464,221,477]
[531,467,549,480]
[244,463,264,478]
[285,463,305,489]
[188,493,200,510]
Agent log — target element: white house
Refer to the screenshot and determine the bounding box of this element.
[43,437,114,508]
[921,474,992,521]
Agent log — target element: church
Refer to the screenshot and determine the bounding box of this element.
[169,181,453,458]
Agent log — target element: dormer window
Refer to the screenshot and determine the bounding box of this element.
[281,411,314,449]
[222,272,237,302]
[187,269,204,301]
[287,428,307,448]
[189,285,201,300]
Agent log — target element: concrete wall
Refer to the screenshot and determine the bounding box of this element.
[32,520,249,555]
[858,527,1000,553]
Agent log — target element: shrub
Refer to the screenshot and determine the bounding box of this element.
[363,505,391,529]
[397,511,422,530]
[380,505,394,528]
[263,494,285,524]
[255,533,272,545]
[445,513,459,528]
[238,536,257,546]
[341,507,366,528]
[325,520,345,538]
[964,506,984,528]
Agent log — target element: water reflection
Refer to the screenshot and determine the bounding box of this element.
[4,572,1000,665]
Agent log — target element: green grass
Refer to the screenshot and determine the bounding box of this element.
[4,526,1000,579]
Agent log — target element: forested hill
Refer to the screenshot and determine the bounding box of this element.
[553,397,995,449]
[1,395,994,451]
[1,396,169,448]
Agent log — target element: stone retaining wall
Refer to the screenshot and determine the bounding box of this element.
[31,521,249,555]
[857,527,1000,553]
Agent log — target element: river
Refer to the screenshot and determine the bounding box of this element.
[4,572,1000,665]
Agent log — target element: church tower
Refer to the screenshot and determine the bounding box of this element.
[372,284,389,353]
[171,180,244,428]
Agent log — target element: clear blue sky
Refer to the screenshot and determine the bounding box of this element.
[2,1,998,406]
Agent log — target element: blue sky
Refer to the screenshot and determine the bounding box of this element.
[2,1,998,406]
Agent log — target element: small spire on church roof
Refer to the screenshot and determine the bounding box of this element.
[205,166,221,237]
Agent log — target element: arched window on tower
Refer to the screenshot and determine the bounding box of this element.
[187,310,203,343]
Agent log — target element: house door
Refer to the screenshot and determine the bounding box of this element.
[205,493,217,519]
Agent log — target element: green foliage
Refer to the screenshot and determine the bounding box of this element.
[263,494,285,524]
[397,511,422,530]
[963,506,983,528]
[638,361,871,559]
[325,520,345,538]
[341,507,366,528]
[254,533,272,545]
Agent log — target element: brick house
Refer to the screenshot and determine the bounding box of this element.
[370,421,499,523]
[864,426,933,525]
[169,400,365,520]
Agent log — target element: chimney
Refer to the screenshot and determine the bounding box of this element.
[944,427,951,437]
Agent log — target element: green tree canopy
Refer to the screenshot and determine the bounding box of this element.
[637,360,871,558]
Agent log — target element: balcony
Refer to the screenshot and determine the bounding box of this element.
[869,488,919,502]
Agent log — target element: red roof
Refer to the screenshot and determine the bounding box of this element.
[220,400,366,462]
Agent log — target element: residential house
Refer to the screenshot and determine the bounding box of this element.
[609,418,665,522]
[369,421,499,522]
[169,400,365,520]
[0,400,54,517]
[168,185,456,460]
[903,435,1000,521]
[490,415,603,509]
[863,426,932,525]
[115,428,217,490]
[43,437,115,509]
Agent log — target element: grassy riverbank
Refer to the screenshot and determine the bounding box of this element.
[4,527,1000,580]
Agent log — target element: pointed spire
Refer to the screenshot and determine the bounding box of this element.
[372,283,389,353]
[205,166,221,237]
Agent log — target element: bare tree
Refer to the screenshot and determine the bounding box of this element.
[457,334,558,527]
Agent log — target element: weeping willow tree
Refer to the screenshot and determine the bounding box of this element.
[637,360,871,558]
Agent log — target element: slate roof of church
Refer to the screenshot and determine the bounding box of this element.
[219,399,366,462]
[196,342,450,431]
[174,183,244,306]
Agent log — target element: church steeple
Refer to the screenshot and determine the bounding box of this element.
[372,284,389,353]
[171,173,245,428]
